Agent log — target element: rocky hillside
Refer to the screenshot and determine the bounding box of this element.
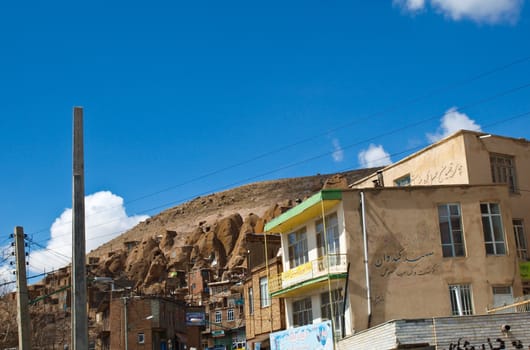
[87,168,378,294]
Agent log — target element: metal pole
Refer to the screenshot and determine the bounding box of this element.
[124,297,129,350]
[360,192,372,328]
[263,231,272,331]
[320,199,336,348]
[14,226,31,350]
[72,106,88,349]
[341,262,350,338]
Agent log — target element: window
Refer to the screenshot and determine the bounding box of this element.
[228,297,236,308]
[394,174,411,187]
[449,284,473,316]
[513,219,528,260]
[438,204,465,257]
[260,277,270,308]
[293,297,313,326]
[481,203,506,255]
[316,213,341,264]
[490,154,517,192]
[321,289,343,331]
[492,286,514,310]
[137,333,145,344]
[248,287,254,315]
[215,310,222,323]
[288,228,308,268]
[227,308,234,321]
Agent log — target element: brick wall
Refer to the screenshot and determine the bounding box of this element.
[244,257,285,348]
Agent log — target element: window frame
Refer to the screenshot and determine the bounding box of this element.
[287,227,309,268]
[137,333,145,344]
[492,285,514,309]
[481,203,506,256]
[227,308,234,321]
[292,297,313,327]
[259,277,270,308]
[316,213,341,260]
[449,284,474,316]
[215,310,222,323]
[320,289,343,332]
[248,287,254,315]
[394,174,411,187]
[490,153,517,193]
[513,219,528,260]
[437,203,466,257]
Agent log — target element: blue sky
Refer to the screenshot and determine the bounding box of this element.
[1,1,529,279]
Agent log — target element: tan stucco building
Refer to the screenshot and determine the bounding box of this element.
[351,130,529,275]
[263,130,529,342]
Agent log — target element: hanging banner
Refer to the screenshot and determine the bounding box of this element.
[270,321,333,350]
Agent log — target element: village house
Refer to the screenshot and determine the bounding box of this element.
[243,234,285,350]
[107,295,188,350]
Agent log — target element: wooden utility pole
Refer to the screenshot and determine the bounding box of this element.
[14,226,31,350]
[72,106,88,350]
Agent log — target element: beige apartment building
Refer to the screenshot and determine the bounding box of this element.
[351,130,530,278]
[263,130,529,343]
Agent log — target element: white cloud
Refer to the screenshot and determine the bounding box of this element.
[0,264,15,294]
[427,107,482,142]
[394,0,426,11]
[394,0,523,23]
[27,191,148,274]
[358,144,392,168]
[332,138,344,162]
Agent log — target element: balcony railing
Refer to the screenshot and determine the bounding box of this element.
[269,254,348,294]
[487,295,530,314]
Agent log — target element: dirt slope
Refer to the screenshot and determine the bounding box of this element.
[87,168,378,293]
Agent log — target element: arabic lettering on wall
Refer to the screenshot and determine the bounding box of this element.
[373,295,385,305]
[373,248,438,278]
[411,161,464,185]
[445,337,529,350]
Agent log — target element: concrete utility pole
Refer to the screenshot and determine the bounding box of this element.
[72,106,88,350]
[14,226,31,350]
[123,297,129,350]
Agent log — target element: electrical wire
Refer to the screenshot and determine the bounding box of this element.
[22,54,530,241]
[0,268,65,289]
[27,80,530,248]
[24,243,71,269]
[22,107,530,255]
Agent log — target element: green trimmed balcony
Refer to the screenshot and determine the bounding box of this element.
[269,254,348,298]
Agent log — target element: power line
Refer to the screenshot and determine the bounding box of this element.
[93,54,530,208]
[22,54,530,241]
[0,268,66,289]
[25,238,71,263]
[30,105,530,250]
[24,107,530,256]
[26,79,530,247]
